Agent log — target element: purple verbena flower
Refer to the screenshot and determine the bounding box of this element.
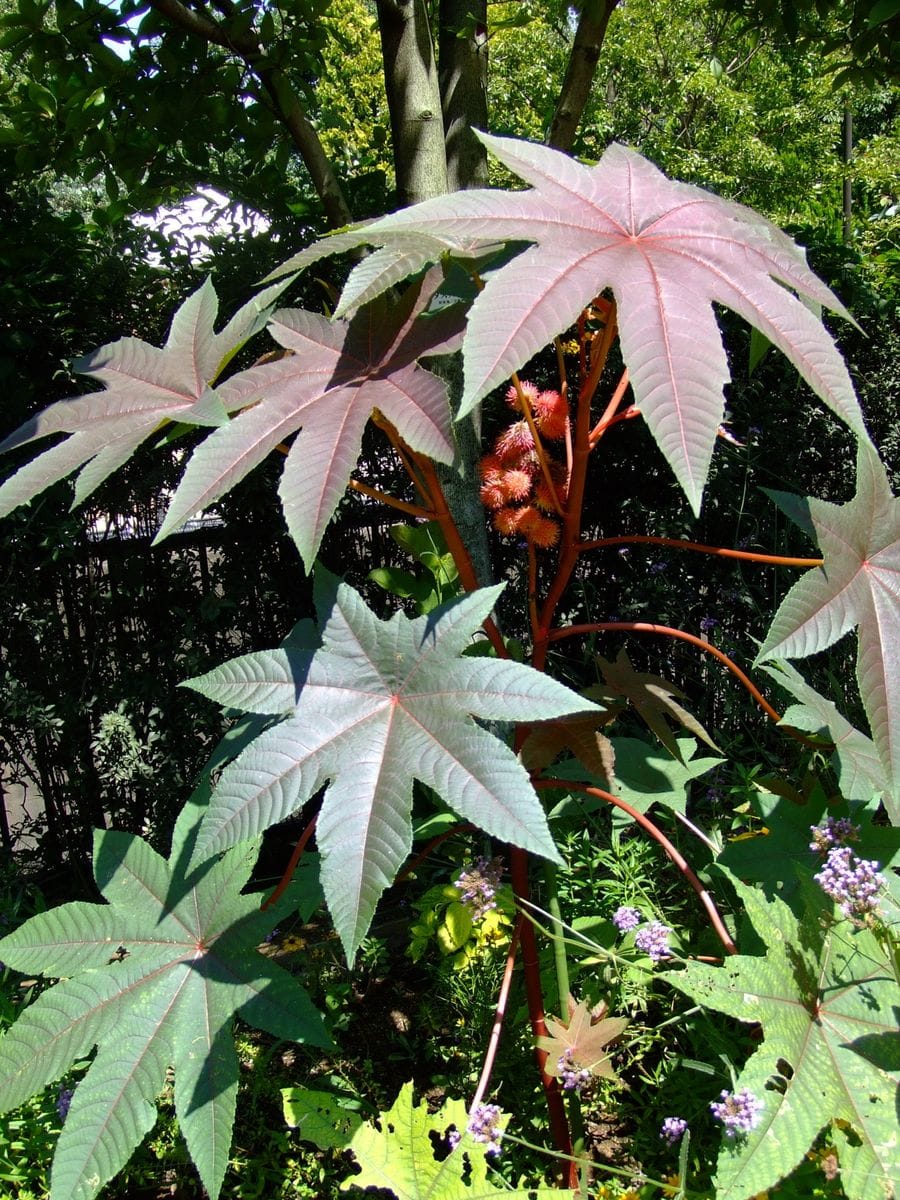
[710,1088,762,1138]
[57,1087,74,1122]
[634,920,672,961]
[649,560,669,575]
[699,616,719,633]
[612,905,642,933]
[467,1102,503,1156]
[264,927,281,943]
[809,816,859,854]
[445,1126,462,1151]
[557,1048,592,1093]
[815,846,883,919]
[455,857,503,922]
[660,1116,688,1144]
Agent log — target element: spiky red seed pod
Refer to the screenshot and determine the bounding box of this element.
[493,506,524,536]
[500,467,534,502]
[518,506,561,548]
[534,460,567,511]
[479,454,503,480]
[495,420,534,462]
[480,477,507,510]
[505,380,539,412]
[533,390,570,440]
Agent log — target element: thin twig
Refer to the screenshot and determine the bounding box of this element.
[548,620,784,723]
[261,814,317,911]
[470,917,522,1113]
[577,533,823,569]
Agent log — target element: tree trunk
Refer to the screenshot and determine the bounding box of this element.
[548,0,619,152]
[376,0,449,207]
[438,0,489,190]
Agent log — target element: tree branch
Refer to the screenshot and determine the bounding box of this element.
[148,0,353,227]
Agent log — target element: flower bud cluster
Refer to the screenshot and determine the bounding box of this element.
[454,856,504,922]
[557,1048,592,1093]
[814,845,883,920]
[467,1103,503,1156]
[709,1088,762,1138]
[808,815,859,854]
[660,1116,688,1144]
[612,907,673,961]
[478,380,569,549]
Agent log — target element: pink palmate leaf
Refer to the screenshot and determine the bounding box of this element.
[0,277,289,517]
[757,443,900,823]
[155,269,463,568]
[184,571,598,960]
[290,133,868,516]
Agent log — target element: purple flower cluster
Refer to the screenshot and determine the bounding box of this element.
[57,1087,74,1122]
[634,920,673,962]
[660,1116,688,1144]
[710,1088,762,1138]
[467,1103,503,1156]
[557,1048,591,1093]
[815,846,883,919]
[809,816,859,854]
[455,857,504,922]
[699,616,719,633]
[612,905,642,933]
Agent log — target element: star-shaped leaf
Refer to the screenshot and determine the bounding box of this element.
[536,997,628,1081]
[277,132,867,515]
[756,443,900,824]
[761,660,888,808]
[155,269,464,568]
[0,277,289,517]
[588,649,719,758]
[0,823,328,1200]
[338,1082,574,1200]
[184,570,597,960]
[663,870,899,1200]
[520,710,619,782]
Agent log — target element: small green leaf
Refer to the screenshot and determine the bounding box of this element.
[281,1087,363,1149]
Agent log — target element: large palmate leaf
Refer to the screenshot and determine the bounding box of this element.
[338,1082,574,1199]
[184,570,597,959]
[761,660,888,807]
[756,444,900,824]
[275,132,867,515]
[664,871,899,1200]
[0,277,288,517]
[0,824,328,1200]
[155,270,463,568]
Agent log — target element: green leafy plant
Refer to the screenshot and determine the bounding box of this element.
[0,818,328,1199]
[0,127,897,1200]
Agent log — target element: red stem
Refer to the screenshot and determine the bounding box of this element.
[537,779,738,956]
[509,846,578,1187]
[548,620,784,724]
[577,534,823,569]
[394,823,474,884]
[261,815,317,911]
[469,916,522,1113]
